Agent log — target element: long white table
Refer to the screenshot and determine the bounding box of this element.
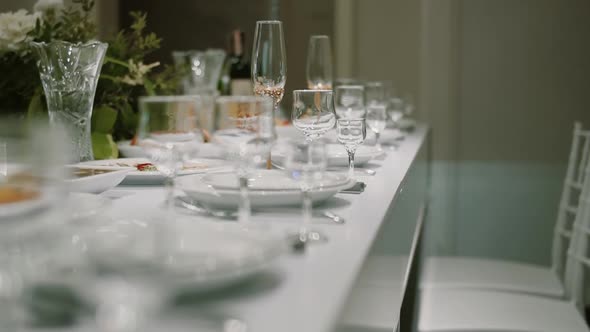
[40,125,429,332]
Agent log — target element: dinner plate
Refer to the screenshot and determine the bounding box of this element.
[85,219,287,292]
[0,188,51,220]
[272,143,381,167]
[118,140,226,160]
[65,168,130,193]
[74,158,230,184]
[178,170,353,208]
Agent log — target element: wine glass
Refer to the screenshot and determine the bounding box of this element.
[366,104,388,151]
[137,96,203,221]
[213,96,274,224]
[365,81,386,106]
[388,96,405,128]
[291,90,336,142]
[251,20,287,128]
[284,141,328,244]
[336,119,367,179]
[306,35,333,89]
[334,85,365,119]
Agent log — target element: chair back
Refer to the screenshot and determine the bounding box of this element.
[552,122,590,278]
[564,146,590,313]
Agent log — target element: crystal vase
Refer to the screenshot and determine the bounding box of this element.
[31,41,108,162]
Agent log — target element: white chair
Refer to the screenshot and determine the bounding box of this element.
[417,153,590,332]
[420,122,590,298]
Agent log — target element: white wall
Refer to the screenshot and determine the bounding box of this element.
[343,0,590,265]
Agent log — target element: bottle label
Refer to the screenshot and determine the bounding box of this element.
[231,79,254,96]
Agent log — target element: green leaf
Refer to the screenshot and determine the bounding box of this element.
[91,133,118,160]
[91,105,117,133]
[27,91,47,119]
[119,103,138,133]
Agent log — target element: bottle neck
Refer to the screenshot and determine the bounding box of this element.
[231,30,244,57]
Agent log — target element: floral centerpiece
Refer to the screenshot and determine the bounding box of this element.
[0,0,181,159]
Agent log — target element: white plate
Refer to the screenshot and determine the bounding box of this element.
[0,190,51,220]
[65,168,130,194]
[85,220,286,292]
[74,158,231,184]
[178,170,353,209]
[117,140,146,158]
[272,143,381,167]
[200,169,350,191]
[118,141,226,160]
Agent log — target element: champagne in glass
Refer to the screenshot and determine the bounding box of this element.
[251,20,287,121]
[306,35,333,89]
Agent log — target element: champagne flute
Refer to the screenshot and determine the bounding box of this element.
[291,90,336,142]
[336,119,367,179]
[251,20,287,126]
[284,141,328,244]
[334,85,365,119]
[213,96,274,224]
[306,35,333,89]
[137,96,203,220]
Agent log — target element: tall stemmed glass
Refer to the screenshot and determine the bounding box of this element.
[251,20,287,133]
[334,85,365,119]
[214,96,274,224]
[284,141,328,244]
[306,35,333,89]
[336,119,367,179]
[291,90,336,142]
[365,82,388,151]
[137,96,203,221]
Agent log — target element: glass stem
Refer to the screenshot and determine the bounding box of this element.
[347,149,356,180]
[164,176,175,222]
[301,189,312,240]
[375,132,382,151]
[238,176,251,224]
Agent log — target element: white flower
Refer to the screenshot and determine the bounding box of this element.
[0,10,39,52]
[121,60,160,86]
[33,0,63,13]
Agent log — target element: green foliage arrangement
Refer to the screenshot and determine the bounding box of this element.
[0,0,181,158]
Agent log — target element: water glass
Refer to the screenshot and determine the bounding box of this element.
[306,35,333,89]
[336,119,367,179]
[214,96,274,224]
[284,141,328,243]
[292,90,336,141]
[366,105,388,151]
[365,81,387,106]
[334,85,365,119]
[172,49,226,94]
[137,96,203,218]
[388,97,405,127]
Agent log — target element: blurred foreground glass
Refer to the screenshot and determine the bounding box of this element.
[335,85,365,119]
[306,35,333,89]
[137,96,203,220]
[336,119,367,179]
[284,141,328,243]
[0,119,71,329]
[214,96,274,224]
[172,49,226,94]
[252,20,287,132]
[31,41,108,162]
[292,90,336,142]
